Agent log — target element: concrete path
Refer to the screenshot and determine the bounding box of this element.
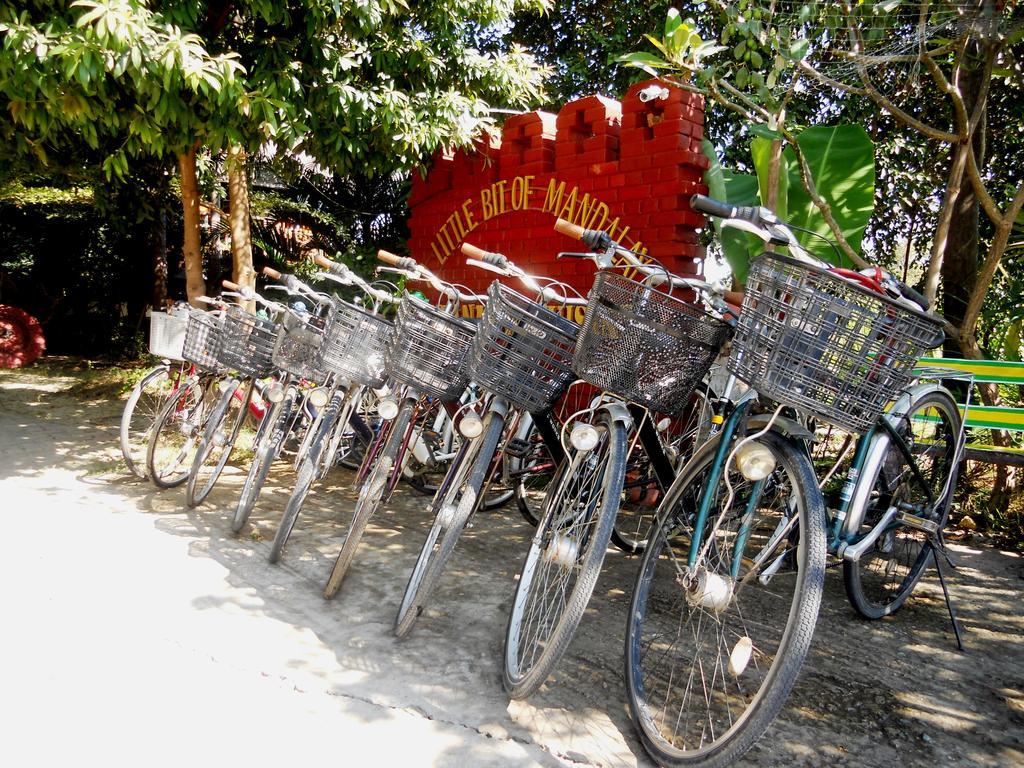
[1,368,1022,768]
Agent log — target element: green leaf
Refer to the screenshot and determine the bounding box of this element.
[664,7,682,39]
[788,38,810,61]
[702,139,760,284]
[783,124,875,266]
[1005,318,1022,362]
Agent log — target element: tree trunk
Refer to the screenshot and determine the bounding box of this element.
[227,145,256,313]
[179,144,205,307]
[943,59,985,357]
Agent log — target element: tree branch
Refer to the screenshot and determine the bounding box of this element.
[960,179,1024,338]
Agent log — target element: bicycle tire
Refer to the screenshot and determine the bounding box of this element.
[185,379,249,508]
[268,394,342,564]
[146,376,211,489]
[511,414,558,527]
[232,395,294,534]
[624,429,827,768]
[120,364,172,478]
[502,409,627,699]
[843,388,961,619]
[394,409,506,638]
[323,397,416,600]
[610,387,714,554]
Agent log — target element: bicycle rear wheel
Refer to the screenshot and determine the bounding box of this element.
[120,363,174,478]
[395,409,506,638]
[502,409,627,699]
[625,429,826,768]
[843,389,961,619]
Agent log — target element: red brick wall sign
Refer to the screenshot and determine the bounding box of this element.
[406,78,710,319]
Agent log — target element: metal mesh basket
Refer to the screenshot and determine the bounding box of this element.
[215,306,277,378]
[573,271,732,415]
[386,292,477,401]
[272,308,327,381]
[729,252,946,434]
[182,310,224,372]
[468,281,579,413]
[320,301,393,388]
[148,308,189,360]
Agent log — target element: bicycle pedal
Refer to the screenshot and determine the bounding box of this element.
[895,511,939,535]
[505,437,531,459]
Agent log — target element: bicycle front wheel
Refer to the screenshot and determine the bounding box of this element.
[625,429,826,768]
[186,379,251,508]
[323,397,416,599]
[120,363,174,478]
[843,389,961,619]
[503,410,627,699]
[146,376,214,489]
[395,409,506,638]
[233,395,293,534]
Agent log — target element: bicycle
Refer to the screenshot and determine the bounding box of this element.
[145,298,264,489]
[498,223,736,698]
[321,250,482,600]
[185,281,281,508]
[623,194,958,768]
[231,267,337,533]
[267,256,396,564]
[119,305,192,479]
[393,245,585,638]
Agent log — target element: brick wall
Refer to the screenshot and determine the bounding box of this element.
[406,78,709,316]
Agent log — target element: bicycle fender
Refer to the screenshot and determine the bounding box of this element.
[598,401,634,429]
[748,413,814,442]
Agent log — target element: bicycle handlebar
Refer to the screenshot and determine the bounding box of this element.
[690,193,933,311]
[460,242,509,270]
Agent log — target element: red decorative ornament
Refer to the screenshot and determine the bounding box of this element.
[0,305,46,368]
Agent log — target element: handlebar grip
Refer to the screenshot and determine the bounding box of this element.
[461,242,509,269]
[690,194,763,224]
[377,249,418,271]
[554,218,586,241]
[690,194,736,220]
[723,290,746,307]
[262,266,282,281]
[313,253,336,271]
[222,279,241,292]
[897,281,930,311]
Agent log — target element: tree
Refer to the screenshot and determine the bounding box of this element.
[0,0,549,304]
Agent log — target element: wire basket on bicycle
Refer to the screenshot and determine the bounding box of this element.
[272,307,327,381]
[729,252,946,434]
[573,271,732,415]
[182,309,225,372]
[215,305,277,378]
[469,280,578,413]
[319,300,393,389]
[387,292,476,401]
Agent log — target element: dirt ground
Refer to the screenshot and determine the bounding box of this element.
[1,362,1022,767]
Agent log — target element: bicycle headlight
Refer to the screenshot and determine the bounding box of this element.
[458,411,483,439]
[266,382,286,403]
[569,423,600,452]
[735,441,776,481]
[308,387,329,408]
[377,397,399,420]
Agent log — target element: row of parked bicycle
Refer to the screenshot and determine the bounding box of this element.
[117,194,965,768]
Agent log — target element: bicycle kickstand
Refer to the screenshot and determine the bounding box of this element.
[931,534,965,652]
